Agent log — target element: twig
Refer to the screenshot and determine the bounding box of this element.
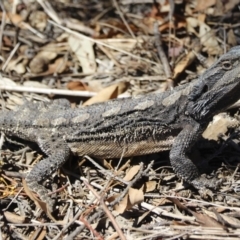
[109,162,144,207]
[154,22,172,79]
[84,155,130,185]
[0,84,96,97]
[0,4,6,53]
[2,42,20,71]
[37,0,62,25]
[112,0,135,38]
[48,20,158,66]
[83,180,127,240]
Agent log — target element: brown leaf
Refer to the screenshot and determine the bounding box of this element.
[123,165,141,181]
[68,35,96,74]
[128,187,144,206]
[67,81,88,91]
[173,51,196,79]
[114,187,144,214]
[195,0,216,11]
[83,82,128,106]
[114,194,128,214]
[4,211,26,224]
[47,57,68,74]
[221,215,240,228]
[192,212,224,228]
[144,181,157,192]
[227,29,237,46]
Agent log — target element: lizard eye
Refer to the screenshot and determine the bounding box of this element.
[222,60,232,70]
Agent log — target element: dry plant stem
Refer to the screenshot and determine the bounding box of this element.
[97,22,130,35]
[0,84,96,97]
[83,180,127,240]
[2,42,20,71]
[3,187,24,212]
[0,5,6,52]
[168,0,175,57]
[65,210,105,240]
[49,20,158,66]
[8,222,64,227]
[0,132,4,150]
[109,162,143,206]
[121,0,164,4]
[154,22,172,80]
[80,216,104,240]
[37,0,62,25]
[65,19,96,36]
[171,225,240,238]
[230,164,239,184]
[146,194,240,211]
[109,161,154,207]
[84,155,129,185]
[66,162,151,238]
[52,177,112,240]
[112,0,135,38]
[52,202,96,240]
[97,44,122,68]
[193,50,208,68]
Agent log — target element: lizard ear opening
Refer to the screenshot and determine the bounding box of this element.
[201,84,208,94]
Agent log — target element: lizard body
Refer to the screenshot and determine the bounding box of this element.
[2,46,240,211]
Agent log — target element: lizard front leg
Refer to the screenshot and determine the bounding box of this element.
[170,122,217,189]
[26,134,71,212]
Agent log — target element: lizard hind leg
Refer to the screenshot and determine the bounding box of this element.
[25,135,71,212]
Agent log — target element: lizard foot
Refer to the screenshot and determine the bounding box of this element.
[26,179,54,212]
[191,175,222,190]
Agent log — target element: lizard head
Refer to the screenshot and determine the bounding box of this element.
[187,45,240,121]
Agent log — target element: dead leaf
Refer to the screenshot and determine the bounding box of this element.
[227,29,237,46]
[168,45,183,58]
[173,49,199,79]
[29,57,48,73]
[186,17,221,55]
[123,165,141,181]
[195,0,216,11]
[198,20,222,55]
[0,76,17,87]
[186,17,199,34]
[144,181,157,192]
[6,13,25,28]
[192,211,224,228]
[83,82,128,106]
[4,211,26,224]
[220,215,240,228]
[114,187,144,214]
[47,57,68,74]
[29,11,48,31]
[128,187,144,206]
[224,0,240,13]
[6,56,27,74]
[31,228,47,240]
[203,113,239,140]
[68,35,96,74]
[67,81,88,91]
[29,46,59,73]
